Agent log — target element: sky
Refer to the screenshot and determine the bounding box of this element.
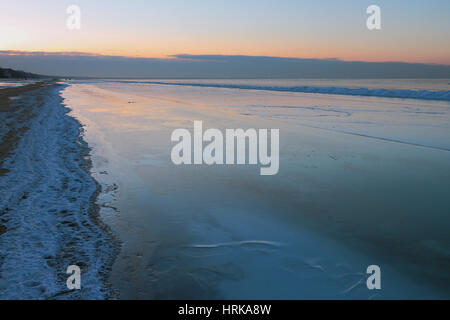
[0,0,449,77]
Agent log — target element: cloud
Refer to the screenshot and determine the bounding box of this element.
[0,51,449,78]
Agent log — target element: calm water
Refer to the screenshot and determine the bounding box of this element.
[62,79,450,299]
[102,78,450,91]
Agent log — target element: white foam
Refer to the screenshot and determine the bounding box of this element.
[134,81,450,101]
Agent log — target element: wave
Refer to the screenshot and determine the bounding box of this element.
[124,81,450,102]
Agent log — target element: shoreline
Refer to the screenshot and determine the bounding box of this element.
[0,82,118,299]
[76,110,122,299]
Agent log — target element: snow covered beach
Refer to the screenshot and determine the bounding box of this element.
[0,82,116,299]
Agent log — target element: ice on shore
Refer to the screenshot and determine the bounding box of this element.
[0,85,115,299]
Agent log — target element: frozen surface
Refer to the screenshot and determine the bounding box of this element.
[63,79,450,299]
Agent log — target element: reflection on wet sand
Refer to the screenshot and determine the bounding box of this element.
[62,80,450,299]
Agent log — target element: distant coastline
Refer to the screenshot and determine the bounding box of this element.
[0,67,42,79]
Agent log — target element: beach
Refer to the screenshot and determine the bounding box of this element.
[0,82,48,175]
[1,0,449,307]
[0,79,449,299]
[0,82,116,299]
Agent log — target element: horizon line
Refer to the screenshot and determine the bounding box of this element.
[1,50,449,67]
